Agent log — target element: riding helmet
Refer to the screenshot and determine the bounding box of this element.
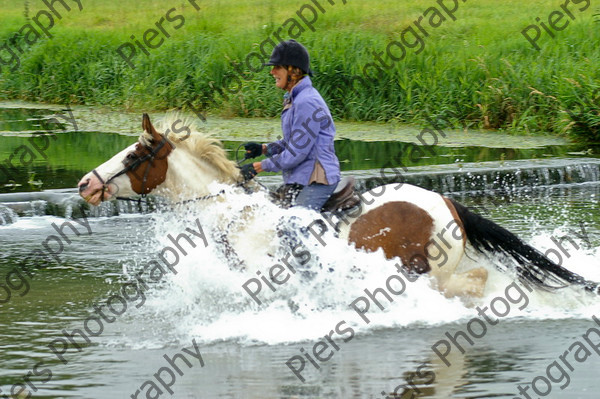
[265,39,313,76]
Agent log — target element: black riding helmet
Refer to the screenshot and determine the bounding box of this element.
[265,39,313,76]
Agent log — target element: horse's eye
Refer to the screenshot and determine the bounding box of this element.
[123,152,137,165]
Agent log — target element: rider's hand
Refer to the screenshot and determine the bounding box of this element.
[252,161,264,173]
[243,142,263,159]
[240,164,258,181]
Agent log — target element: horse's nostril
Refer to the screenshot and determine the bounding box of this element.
[78,182,89,193]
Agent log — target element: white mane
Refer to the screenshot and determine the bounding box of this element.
[142,113,241,184]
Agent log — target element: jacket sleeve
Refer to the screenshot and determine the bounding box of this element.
[261,106,319,172]
[265,140,285,157]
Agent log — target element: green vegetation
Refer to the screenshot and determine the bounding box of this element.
[0,0,598,141]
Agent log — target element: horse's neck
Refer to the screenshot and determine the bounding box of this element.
[155,149,226,201]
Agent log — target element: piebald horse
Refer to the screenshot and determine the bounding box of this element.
[77,114,600,298]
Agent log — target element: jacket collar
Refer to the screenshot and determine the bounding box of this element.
[283,77,311,110]
[283,76,312,111]
[290,76,312,100]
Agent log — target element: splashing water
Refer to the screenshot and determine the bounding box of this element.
[117,186,600,348]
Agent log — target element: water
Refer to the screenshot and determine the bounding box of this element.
[1,105,600,399]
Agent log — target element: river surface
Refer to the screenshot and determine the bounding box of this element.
[1,105,600,398]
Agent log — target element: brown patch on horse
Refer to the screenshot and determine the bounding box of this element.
[443,197,466,246]
[126,114,174,194]
[348,201,434,274]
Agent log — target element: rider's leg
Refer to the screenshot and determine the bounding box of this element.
[294,183,337,211]
[274,183,336,278]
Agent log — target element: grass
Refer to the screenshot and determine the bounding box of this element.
[0,0,599,141]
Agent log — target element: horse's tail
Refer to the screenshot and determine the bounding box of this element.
[449,198,600,294]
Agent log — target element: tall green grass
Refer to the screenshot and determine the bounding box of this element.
[0,0,598,141]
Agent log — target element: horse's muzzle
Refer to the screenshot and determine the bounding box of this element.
[78,180,89,193]
[77,173,108,205]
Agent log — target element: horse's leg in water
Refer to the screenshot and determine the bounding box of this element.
[436,198,488,297]
[441,267,488,298]
[211,218,247,271]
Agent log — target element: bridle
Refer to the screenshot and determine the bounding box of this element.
[91,134,173,204]
[89,138,265,208]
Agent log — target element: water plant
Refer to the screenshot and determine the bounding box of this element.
[0,0,598,141]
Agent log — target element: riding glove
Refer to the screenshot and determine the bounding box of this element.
[243,142,263,159]
[240,164,257,181]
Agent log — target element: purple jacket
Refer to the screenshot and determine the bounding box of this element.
[261,77,341,186]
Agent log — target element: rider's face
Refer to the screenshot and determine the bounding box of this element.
[270,66,289,90]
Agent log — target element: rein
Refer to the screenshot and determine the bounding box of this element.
[114,182,258,210]
[174,183,247,206]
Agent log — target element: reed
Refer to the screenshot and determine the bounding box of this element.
[0,0,598,141]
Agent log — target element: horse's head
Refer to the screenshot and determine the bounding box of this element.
[79,113,242,205]
[78,113,174,205]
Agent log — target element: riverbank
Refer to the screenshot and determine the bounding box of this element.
[0,100,570,148]
[0,0,598,140]
[0,101,581,196]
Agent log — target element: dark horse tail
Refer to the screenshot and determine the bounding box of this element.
[449,199,600,294]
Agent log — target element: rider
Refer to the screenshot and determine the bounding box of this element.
[240,39,341,211]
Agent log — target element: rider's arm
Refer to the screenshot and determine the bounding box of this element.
[264,141,284,157]
[261,105,319,172]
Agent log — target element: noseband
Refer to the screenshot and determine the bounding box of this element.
[91,134,173,203]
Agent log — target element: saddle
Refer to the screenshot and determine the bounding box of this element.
[270,176,360,213]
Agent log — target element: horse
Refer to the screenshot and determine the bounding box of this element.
[77,113,600,299]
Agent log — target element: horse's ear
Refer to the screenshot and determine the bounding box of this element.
[142,113,160,139]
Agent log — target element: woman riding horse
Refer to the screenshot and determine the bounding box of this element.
[77,112,600,299]
[240,40,341,211]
